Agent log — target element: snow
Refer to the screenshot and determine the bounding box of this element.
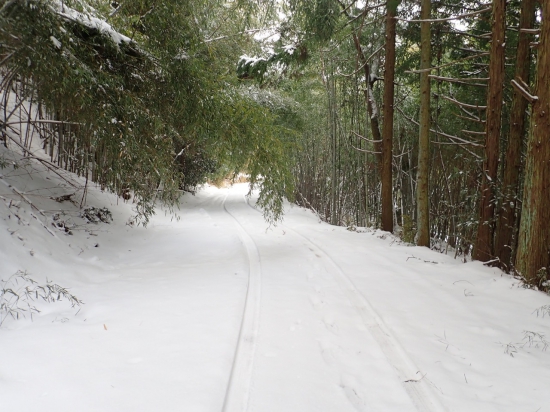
[1,145,550,412]
[51,0,132,46]
[283,44,296,55]
[175,50,190,61]
[239,54,267,67]
[50,35,62,49]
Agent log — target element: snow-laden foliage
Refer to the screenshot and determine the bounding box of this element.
[1,0,297,223]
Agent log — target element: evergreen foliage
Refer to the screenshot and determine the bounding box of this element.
[289,0,340,43]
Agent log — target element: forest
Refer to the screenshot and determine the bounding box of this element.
[1,0,549,291]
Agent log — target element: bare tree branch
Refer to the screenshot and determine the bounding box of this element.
[511,79,538,103]
[429,75,488,87]
[440,94,487,110]
[397,6,491,23]
[406,53,489,74]
[351,130,382,143]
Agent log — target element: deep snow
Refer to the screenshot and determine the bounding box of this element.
[1,145,550,412]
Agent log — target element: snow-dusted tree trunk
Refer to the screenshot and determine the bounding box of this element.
[494,0,536,271]
[381,0,399,233]
[473,0,506,262]
[352,33,382,171]
[416,0,431,247]
[516,0,550,286]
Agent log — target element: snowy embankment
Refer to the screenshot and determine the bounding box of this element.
[1,145,549,412]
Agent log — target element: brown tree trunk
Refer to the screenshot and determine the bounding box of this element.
[416,0,431,247]
[473,0,506,262]
[516,1,550,286]
[494,0,536,272]
[381,0,399,232]
[330,74,338,226]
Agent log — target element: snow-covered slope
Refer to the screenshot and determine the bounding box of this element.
[1,145,549,412]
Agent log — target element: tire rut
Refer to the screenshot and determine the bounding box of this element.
[221,192,262,412]
[244,198,446,412]
[285,228,448,412]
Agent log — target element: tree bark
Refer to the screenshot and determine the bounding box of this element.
[416,0,431,247]
[352,33,382,170]
[473,0,506,262]
[381,0,399,232]
[516,0,550,286]
[327,69,338,225]
[494,0,536,272]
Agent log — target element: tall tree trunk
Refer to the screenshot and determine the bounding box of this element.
[494,0,536,271]
[473,0,506,262]
[516,1,550,287]
[416,0,431,247]
[352,34,383,170]
[328,71,338,225]
[381,0,399,232]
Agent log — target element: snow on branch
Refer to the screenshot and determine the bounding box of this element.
[50,0,132,46]
[396,6,492,23]
[203,29,263,44]
[511,78,538,104]
[519,28,541,34]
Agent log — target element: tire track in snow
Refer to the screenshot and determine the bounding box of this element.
[221,192,262,412]
[286,229,447,412]
[243,198,446,412]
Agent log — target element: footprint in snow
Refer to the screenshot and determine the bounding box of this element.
[309,295,325,311]
[322,316,339,335]
[340,374,368,412]
[318,341,338,367]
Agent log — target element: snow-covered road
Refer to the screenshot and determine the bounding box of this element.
[222,187,442,412]
[1,154,550,412]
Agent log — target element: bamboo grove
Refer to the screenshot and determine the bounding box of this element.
[0,0,296,224]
